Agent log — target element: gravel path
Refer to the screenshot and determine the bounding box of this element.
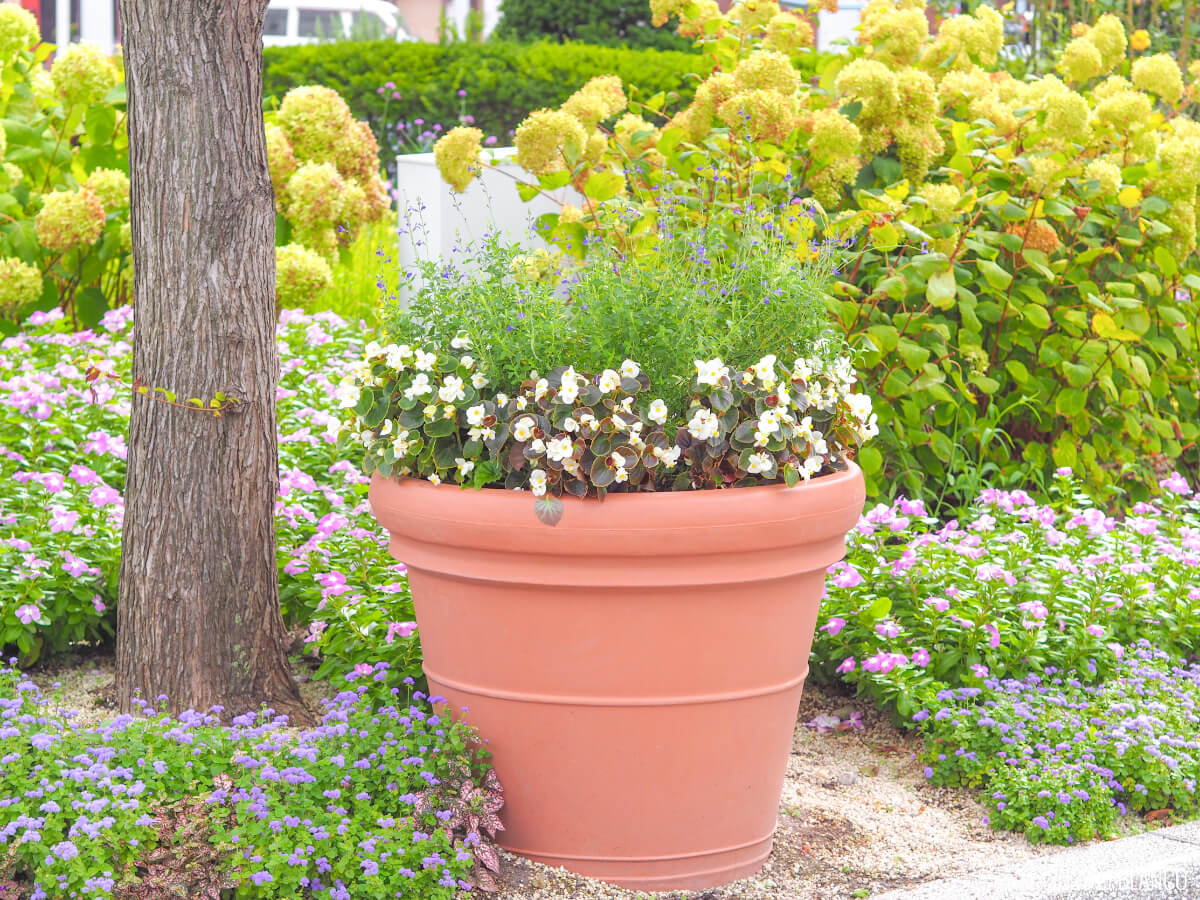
[29,655,1063,899]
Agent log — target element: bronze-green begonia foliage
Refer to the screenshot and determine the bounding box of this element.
[435,0,1200,509]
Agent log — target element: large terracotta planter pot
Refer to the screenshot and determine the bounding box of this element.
[369,464,865,891]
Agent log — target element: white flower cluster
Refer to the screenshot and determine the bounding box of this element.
[341,340,877,494]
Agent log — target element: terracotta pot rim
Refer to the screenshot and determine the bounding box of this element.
[380,460,862,503]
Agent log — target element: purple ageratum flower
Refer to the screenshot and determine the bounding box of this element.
[1031,815,1050,829]
[250,872,273,886]
[821,616,846,637]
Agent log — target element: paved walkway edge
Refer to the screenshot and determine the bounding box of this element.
[874,821,1200,900]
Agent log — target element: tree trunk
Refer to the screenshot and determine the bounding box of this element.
[116,0,308,723]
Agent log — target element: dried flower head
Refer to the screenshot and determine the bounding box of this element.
[0,256,41,320]
[276,243,333,309]
[84,168,130,213]
[514,109,587,175]
[35,189,105,253]
[50,42,118,108]
[434,126,483,193]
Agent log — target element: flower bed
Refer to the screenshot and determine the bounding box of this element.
[0,307,417,682]
[810,472,1200,842]
[0,663,501,897]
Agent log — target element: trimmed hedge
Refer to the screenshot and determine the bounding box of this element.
[493,0,694,51]
[262,40,706,158]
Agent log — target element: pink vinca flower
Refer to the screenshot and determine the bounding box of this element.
[385,621,417,644]
[15,604,40,625]
[830,564,864,589]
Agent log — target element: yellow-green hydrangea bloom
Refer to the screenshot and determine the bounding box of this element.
[0,256,42,320]
[35,189,105,253]
[1085,14,1127,72]
[763,12,813,56]
[0,5,38,67]
[860,0,928,67]
[1083,159,1121,198]
[275,243,332,309]
[1132,54,1184,105]
[1059,37,1103,84]
[614,113,656,153]
[266,123,297,197]
[514,109,587,175]
[277,85,354,166]
[733,50,799,96]
[0,162,20,192]
[562,75,626,128]
[918,182,962,221]
[434,126,483,193]
[717,89,798,144]
[285,162,346,231]
[730,0,780,30]
[85,168,130,213]
[1043,92,1091,143]
[836,59,899,121]
[51,42,118,108]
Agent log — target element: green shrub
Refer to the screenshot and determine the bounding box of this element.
[439,1,1200,509]
[262,40,707,161]
[0,8,131,331]
[494,0,693,51]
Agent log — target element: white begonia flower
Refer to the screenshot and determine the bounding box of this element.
[559,368,580,404]
[428,473,442,486]
[404,373,433,401]
[438,375,466,403]
[754,354,777,387]
[335,380,361,409]
[450,334,472,350]
[384,344,412,369]
[797,416,815,440]
[757,411,780,435]
[777,387,792,408]
[630,433,645,451]
[534,378,550,400]
[414,349,437,371]
[647,399,669,425]
[746,452,773,474]
[459,355,474,368]
[530,438,546,454]
[562,457,581,475]
[455,458,475,478]
[654,445,682,467]
[620,359,640,378]
[694,358,728,386]
[361,430,376,446]
[803,455,823,478]
[598,369,621,393]
[687,408,720,442]
[380,419,394,437]
[364,340,383,358]
[741,371,755,385]
[515,396,528,410]
[611,451,627,468]
[619,396,635,414]
[466,405,486,426]
[562,417,579,433]
[546,436,574,462]
[469,425,496,442]
[846,392,873,421]
[513,416,536,442]
[813,438,829,456]
[614,466,629,483]
[793,357,814,380]
[578,413,598,432]
[753,429,770,448]
[392,431,411,455]
[612,413,629,432]
[529,468,548,496]
[442,406,456,419]
[423,404,439,420]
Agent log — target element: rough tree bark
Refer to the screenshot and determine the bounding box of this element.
[116,0,308,722]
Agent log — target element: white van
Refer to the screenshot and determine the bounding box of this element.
[263,0,412,46]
